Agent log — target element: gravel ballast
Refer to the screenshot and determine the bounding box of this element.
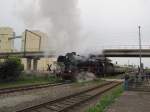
[0,81,104,112]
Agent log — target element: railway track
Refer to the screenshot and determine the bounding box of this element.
[17,81,122,112]
[0,82,71,95]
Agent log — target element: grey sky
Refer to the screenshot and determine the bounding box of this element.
[0,0,150,67]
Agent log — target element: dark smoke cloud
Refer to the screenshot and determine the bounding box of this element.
[16,0,81,54]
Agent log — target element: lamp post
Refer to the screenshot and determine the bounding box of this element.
[138,26,142,80]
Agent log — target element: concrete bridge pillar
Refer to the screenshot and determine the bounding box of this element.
[27,58,32,71]
[33,59,38,71]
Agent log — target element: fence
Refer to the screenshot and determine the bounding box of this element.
[127,73,150,91]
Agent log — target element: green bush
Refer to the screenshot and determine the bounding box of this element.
[0,57,24,82]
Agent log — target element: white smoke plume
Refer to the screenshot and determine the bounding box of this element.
[16,0,81,55]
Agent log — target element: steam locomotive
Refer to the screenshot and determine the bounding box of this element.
[56,52,125,80]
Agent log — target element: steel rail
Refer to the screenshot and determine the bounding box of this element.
[17,81,122,112]
[0,82,71,95]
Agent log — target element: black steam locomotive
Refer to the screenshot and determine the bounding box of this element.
[57,52,125,80]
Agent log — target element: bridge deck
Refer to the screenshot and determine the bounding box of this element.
[0,51,55,58]
[103,49,150,57]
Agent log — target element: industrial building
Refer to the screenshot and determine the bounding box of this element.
[21,30,48,52]
[0,27,56,71]
[21,30,56,71]
[0,27,15,52]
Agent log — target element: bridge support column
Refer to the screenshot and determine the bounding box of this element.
[27,58,32,71]
[33,59,38,71]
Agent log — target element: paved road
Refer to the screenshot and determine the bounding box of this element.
[107,91,150,112]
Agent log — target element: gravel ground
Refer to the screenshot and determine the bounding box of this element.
[0,81,104,112]
[107,91,150,112]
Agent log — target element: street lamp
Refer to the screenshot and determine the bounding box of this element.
[138,26,142,79]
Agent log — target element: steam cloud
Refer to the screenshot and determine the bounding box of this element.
[16,0,81,55]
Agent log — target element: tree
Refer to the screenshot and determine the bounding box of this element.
[0,57,24,82]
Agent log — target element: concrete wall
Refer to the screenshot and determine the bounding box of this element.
[22,57,57,71]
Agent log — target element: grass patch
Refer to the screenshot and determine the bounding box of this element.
[87,85,124,112]
[0,74,63,89]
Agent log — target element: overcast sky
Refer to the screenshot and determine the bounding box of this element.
[1,0,150,67]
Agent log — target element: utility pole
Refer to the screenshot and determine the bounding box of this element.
[138,26,142,78]
[24,29,27,56]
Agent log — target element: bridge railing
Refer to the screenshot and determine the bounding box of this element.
[101,45,150,49]
[127,73,150,91]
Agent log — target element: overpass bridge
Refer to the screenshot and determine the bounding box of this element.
[1,48,150,71]
[103,49,150,57]
[2,49,150,58]
[0,51,55,71]
[0,51,55,59]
